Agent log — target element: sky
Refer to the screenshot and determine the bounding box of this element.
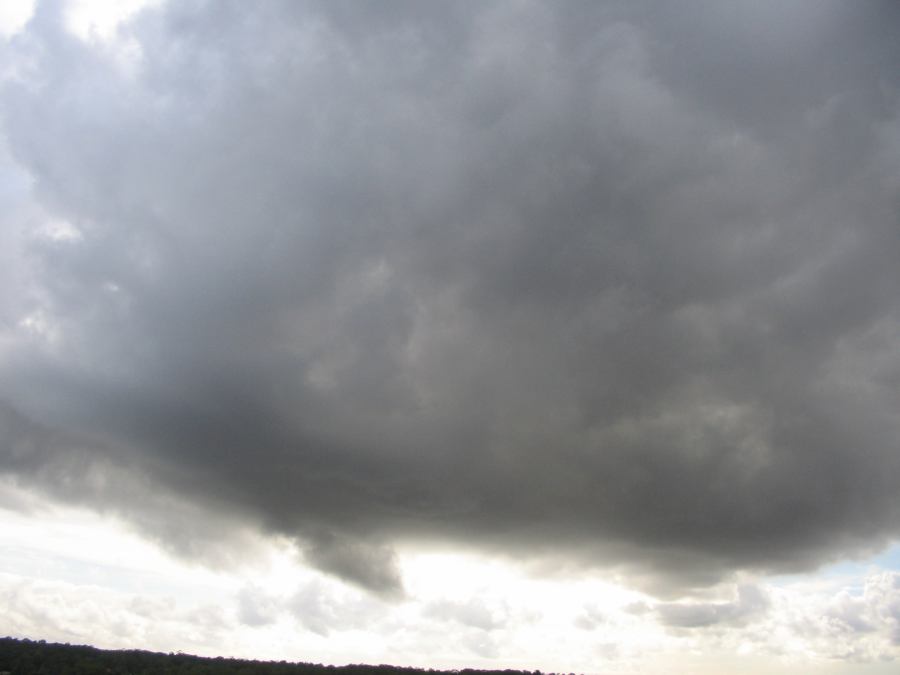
[1,0,900,672]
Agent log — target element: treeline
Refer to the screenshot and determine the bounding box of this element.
[0,638,563,675]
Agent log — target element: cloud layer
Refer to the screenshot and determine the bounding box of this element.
[2,0,900,594]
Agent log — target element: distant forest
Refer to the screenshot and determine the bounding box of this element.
[0,638,564,675]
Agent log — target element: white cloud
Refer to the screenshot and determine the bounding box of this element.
[63,0,161,43]
[1,503,900,674]
[0,572,234,655]
[0,0,35,39]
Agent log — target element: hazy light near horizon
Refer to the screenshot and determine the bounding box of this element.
[2,488,899,674]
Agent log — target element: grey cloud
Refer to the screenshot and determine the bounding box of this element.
[0,400,271,569]
[303,533,405,599]
[236,578,391,634]
[236,586,280,628]
[288,580,387,636]
[656,584,769,629]
[424,597,507,632]
[574,605,607,631]
[1,0,900,594]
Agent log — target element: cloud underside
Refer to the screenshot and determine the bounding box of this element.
[2,0,900,595]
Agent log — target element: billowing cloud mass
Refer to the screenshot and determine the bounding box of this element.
[2,0,900,596]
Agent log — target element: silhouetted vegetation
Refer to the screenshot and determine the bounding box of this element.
[0,637,568,675]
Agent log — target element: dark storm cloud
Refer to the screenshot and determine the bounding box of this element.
[2,0,900,594]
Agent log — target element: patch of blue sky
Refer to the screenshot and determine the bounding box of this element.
[767,541,900,591]
[0,542,214,599]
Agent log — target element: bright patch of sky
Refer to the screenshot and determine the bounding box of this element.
[0,0,35,39]
[2,487,900,674]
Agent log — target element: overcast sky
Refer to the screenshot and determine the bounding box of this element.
[2,1,900,672]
